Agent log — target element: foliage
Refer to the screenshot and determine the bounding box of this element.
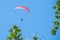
[33,34,38,40]
[51,0,60,35]
[7,25,23,40]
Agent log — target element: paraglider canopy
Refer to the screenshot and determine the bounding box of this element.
[14,6,30,12]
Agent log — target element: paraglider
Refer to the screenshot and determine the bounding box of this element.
[14,6,30,12]
[14,6,30,22]
[21,18,23,22]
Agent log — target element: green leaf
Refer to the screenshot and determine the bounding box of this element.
[54,26,58,29]
[53,6,57,9]
[9,28,13,32]
[56,0,60,5]
[54,20,59,25]
[51,28,56,35]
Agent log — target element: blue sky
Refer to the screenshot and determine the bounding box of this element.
[0,0,60,40]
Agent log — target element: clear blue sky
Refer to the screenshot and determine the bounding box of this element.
[0,0,60,40]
